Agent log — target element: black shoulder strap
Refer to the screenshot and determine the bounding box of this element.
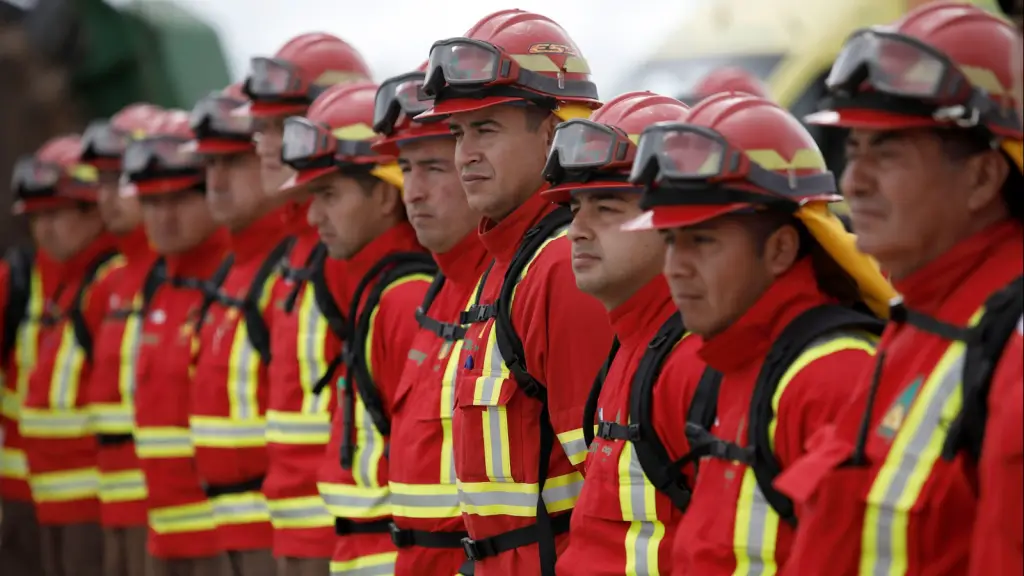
[688,368,724,433]
[193,254,235,336]
[582,338,620,449]
[309,246,347,340]
[2,246,34,367]
[415,274,469,341]
[237,236,296,363]
[68,249,120,360]
[629,313,694,510]
[943,275,1024,462]
[493,207,573,401]
[283,242,327,314]
[344,252,437,439]
[749,304,884,525]
[141,257,167,311]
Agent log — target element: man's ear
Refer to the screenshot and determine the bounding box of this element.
[964,149,1010,212]
[543,113,558,148]
[763,223,801,278]
[373,180,402,215]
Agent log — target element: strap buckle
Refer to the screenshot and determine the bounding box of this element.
[388,522,413,548]
[461,536,493,561]
[440,322,460,341]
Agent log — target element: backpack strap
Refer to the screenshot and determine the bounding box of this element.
[338,252,437,469]
[2,245,34,367]
[582,337,620,449]
[141,257,167,312]
[747,304,885,526]
[942,275,1024,462]
[283,242,328,314]
[415,274,468,341]
[68,249,120,360]
[190,255,235,337]
[628,313,694,510]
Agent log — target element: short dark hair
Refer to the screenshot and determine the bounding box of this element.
[523,105,551,132]
[933,128,1023,222]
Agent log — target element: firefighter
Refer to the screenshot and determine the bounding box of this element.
[16,133,120,576]
[370,64,488,576]
[413,9,615,575]
[184,80,297,576]
[79,102,164,576]
[236,33,371,575]
[972,4,1024,573]
[537,91,703,575]
[127,110,234,576]
[773,2,1024,574]
[0,150,67,576]
[279,80,434,576]
[624,91,896,574]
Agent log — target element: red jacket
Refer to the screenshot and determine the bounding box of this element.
[21,233,119,525]
[134,229,231,559]
[265,228,345,559]
[557,277,705,576]
[970,323,1023,575]
[317,222,431,573]
[190,207,295,551]
[390,231,490,576]
[672,259,877,575]
[778,222,1024,575]
[451,193,614,576]
[0,249,58,501]
[84,226,157,527]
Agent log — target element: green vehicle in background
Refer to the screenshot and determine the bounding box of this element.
[620,0,1007,218]
[0,0,232,250]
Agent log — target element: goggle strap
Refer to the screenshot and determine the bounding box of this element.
[434,84,559,110]
[640,185,799,213]
[126,166,202,183]
[745,164,837,198]
[192,122,254,144]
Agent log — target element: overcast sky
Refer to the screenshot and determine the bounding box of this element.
[107,0,701,96]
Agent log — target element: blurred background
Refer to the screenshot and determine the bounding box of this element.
[0,0,1009,250]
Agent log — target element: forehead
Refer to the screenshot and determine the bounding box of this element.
[398,137,456,162]
[447,104,521,128]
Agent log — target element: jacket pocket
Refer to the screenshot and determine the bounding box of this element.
[453,368,521,484]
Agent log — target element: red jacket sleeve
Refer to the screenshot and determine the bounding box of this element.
[371,277,431,413]
[969,326,1024,576]
[515,238,614,472]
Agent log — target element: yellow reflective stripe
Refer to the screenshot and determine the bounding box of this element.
[618,442,666,575]
[30,467,98,502]
[557,428,588,467]
[267,494,333,529]
[389,481,462,519]
[9,267,44,422]
[297,284,332,414]
[19,407,91,438]
[149,500,216,534]
[209,490,271,527]
[0,447,28,479]
[48,325,85,410]
[318,481,391,519]
[733,333,877,576]
[117,293,144,404]
[1,387,20,419]
[89,403,134,434]
[329,551,397,576]
[227,321,261,421]
[265,410,331,445]
[190,416,266,448]
[860,336,971,575]
[457,471,583,517]
[98,469,147,503]
[439,337,462,485]
[135,426,194,458]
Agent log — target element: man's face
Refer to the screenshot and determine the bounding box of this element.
[141,190,219,255]
[204,152,266,231]
[448,105,554,222]
[97,170,141,235]
[306,173,383,260]
[568,190,665,310]
[399,138,479,253]
[29,205,104,262]
[841,128,987,279]
[660,216,776,338]
[254,116,295,197]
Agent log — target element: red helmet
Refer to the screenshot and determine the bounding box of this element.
[681,67,770,105]
[81,102,163,170]
[12,134,99,214]
[278,82,401,193]
[241,33,372,118]
[417,9,601,120]
[186,82,255,155]
[122,109,205,198]
[541,91,691,204]
[371,61,452,156]
[624,92,838,231]
[807,1,1022,170]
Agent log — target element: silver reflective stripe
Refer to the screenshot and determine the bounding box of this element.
[53,327,82,410]
[356,401,379,487]
[190,421,265,439]
[742,485,773,576]
[270,502,331,521]
[124,309,143,397]
[210,494,270,520]
[391,490,461,511]
[99,475,145,494]
[233,329,256,420]
[559,433,587,464]
[457,477,584,510]
[329,563,396,576]
[266,419,331,437]
[625,445,657,575]
[320,491,391,511]
[869,349,965,575]
[301,291,327,413]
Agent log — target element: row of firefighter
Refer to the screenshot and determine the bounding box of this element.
[1,2,1022,576]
